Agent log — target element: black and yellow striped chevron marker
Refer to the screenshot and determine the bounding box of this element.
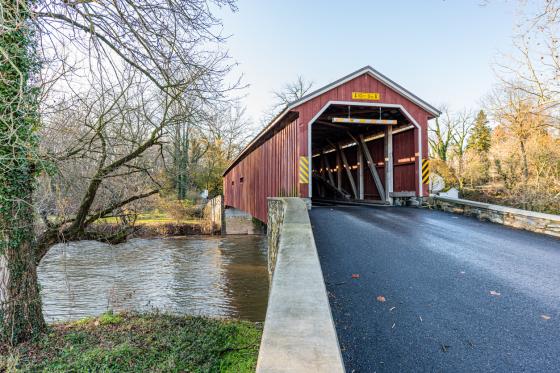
[299,156,309,184]
[422,159,430,184]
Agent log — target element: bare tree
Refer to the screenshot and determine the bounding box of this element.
[429,108,475,190]
[260,76,314,126]
[271,76,314,112]
[1,0,238,344]
[429,108,455,161]
[488,85,548,186]
[449,110,474,190]
[494,0,560,128]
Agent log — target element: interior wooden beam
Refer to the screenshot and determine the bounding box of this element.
[328,139,358,199]
[336,151,342,191]
[321,150,336,187]
[315,120,352,130]
[354,133,386,201]
[358,145,364,200]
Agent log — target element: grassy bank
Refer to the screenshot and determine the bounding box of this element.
[0,312,261,372]
[95,212,221,237]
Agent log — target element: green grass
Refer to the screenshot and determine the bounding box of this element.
[0,312,262,372]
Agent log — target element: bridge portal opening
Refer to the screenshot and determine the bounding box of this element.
[310,103,417,204]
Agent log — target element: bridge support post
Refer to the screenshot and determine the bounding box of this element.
[223,207,262,234]
[384,125,394,205]
[358,144,364,200]
[336,149,342,191]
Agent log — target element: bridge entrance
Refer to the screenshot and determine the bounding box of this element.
[310,102,420,204]
[223,66,440,222]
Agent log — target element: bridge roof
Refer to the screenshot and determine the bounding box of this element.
[223,66,440,176]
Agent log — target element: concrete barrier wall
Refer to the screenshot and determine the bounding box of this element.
[432,195,560,238]
[257,197,345,373]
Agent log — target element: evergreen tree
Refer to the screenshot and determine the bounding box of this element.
[468,110,492,153]
[467,110,492,183]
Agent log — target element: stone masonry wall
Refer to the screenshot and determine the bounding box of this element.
[432,196,560,238]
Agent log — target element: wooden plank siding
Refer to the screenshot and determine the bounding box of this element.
[393,129,417,192]
[223,119,299,223]
[223,69,435,222]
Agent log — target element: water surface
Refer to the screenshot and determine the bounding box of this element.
[38,235,268,322]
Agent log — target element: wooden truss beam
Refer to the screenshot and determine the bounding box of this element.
[321,150,336,187]
[328,139,358,199]
[353,133,386,201]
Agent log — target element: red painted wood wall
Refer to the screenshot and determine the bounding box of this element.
[223,119,299,222]
[223,72,433,223]
[294,73,430,198]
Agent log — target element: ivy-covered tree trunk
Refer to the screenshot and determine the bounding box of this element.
[0,0,46,345]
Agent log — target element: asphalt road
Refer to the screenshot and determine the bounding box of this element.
[310,205,560,373]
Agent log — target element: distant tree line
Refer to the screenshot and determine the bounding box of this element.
[430,1,560,214]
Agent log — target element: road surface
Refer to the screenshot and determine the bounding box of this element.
[310,205,560,373]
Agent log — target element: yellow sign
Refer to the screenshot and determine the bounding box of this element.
[299,156,309,184]
[352,92,381,100]
[422,159,430,184]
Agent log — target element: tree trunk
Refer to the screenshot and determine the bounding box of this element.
[174,120,190,200]
[518,139,530,209]
[0,241,45,345]
[0,181,46,345]
[519,139,529,186]
[0,0,47,345]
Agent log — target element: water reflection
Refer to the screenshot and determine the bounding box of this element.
[38,235,269,322]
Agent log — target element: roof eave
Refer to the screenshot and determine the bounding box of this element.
[286,65,441,117]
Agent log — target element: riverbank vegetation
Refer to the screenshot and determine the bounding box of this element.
[429,2,560,214]
[95,197,215,237]
[1,0,250,345]
[0,312,261,372]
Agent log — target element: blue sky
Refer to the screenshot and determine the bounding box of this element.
[219,0,523,123]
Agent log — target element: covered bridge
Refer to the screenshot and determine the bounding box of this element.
[223,66,440,222]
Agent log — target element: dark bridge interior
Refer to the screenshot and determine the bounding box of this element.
[311,104,416,202]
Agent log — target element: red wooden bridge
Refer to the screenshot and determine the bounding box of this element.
[223,66,440,222]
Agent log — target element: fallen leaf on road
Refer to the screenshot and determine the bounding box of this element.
[376,295,386,302]
[541,315,551,320]
[489,290,501,296]
[351,274,360,279]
